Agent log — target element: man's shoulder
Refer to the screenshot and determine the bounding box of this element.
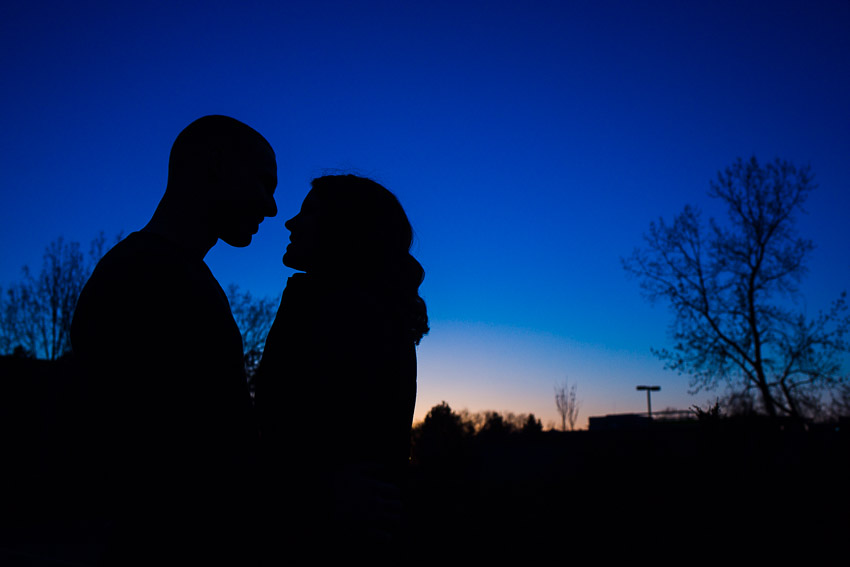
[99,231,176,264]
[90,232,189,283]
[78,232,193,312]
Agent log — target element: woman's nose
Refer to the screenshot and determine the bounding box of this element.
[284,215,297,231]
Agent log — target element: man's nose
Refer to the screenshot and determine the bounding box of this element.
[264,195,278,218]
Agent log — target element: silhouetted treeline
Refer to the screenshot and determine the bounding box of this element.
[410,402,542,466]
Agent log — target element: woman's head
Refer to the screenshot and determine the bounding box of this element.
[284,174,428,343]
[284,175,414,273]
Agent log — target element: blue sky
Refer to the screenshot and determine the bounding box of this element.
[2,0,848,427]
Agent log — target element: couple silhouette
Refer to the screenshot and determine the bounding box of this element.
[70,115,428,564]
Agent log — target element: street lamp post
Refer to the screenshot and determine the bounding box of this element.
[636,385,660,419]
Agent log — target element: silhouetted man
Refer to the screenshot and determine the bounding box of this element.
[71,115,277,565]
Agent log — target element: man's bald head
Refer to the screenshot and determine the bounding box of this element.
[154,115,278,251]
[167,115,273,186]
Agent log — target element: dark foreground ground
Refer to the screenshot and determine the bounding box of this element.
[2,355,847,563]
[404,423,848,559]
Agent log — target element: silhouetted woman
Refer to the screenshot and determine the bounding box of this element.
[254,174,428,559]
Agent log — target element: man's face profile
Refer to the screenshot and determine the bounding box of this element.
[213,141,278,248]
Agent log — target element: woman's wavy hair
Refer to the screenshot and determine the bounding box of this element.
[310,174,429,344]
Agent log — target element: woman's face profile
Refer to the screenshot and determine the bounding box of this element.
[283,190,322,271]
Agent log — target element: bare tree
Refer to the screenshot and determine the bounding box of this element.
[555,379,580,431]
[0,233,116,359]
[224,284,280,393]
[623,157,849,420]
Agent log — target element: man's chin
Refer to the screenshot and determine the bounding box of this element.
[221,234,253,248]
